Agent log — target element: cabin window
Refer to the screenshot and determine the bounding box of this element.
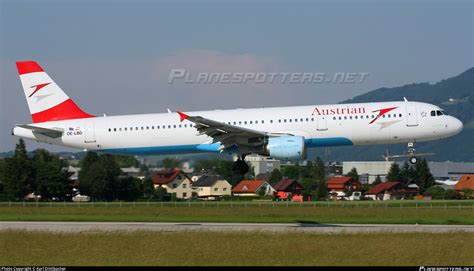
[108,128,111,132]
[114,128,117,132]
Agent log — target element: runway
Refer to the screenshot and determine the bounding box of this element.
[1,221,474,233]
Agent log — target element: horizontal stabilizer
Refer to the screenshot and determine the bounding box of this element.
[16,124,64,138]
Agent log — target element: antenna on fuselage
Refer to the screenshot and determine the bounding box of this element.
[403,97,408,102]
[167,108,172,113]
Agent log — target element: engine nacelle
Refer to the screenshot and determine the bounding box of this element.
[259,136,307,160]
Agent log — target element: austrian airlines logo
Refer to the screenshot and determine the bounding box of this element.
[28,83,51,98]
[369,106,398,124]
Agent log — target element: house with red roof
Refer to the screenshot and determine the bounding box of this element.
[232,180,275,197]
[273,178,305,201]
[152,168,196,199]
[326,176,362,200]
[454,174,474,198]
[364,181,419,200]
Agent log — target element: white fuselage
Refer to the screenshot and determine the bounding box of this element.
[13,101,463,157]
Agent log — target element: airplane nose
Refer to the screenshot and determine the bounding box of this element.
[450,117,463,135]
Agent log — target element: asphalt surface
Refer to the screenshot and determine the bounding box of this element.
[1,221,474,233]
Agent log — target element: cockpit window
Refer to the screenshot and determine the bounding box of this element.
[431,110,447,117]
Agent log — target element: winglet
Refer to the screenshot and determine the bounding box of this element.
[177,111,189,122]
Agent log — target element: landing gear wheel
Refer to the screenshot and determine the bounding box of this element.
[233,159,249,175]
[409,156,418,165]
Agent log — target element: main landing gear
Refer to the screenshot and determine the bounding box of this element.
[233,155,249,175]
[408,142,418,165]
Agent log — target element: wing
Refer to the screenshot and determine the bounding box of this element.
[177,111,291,151]
[16,124,64,138]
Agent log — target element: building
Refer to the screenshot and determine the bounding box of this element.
[232,180,276,197]
[273,179,305,201]
[364,181,419,200]
[427,162,474,181]
[454,174,474,197]
[343,161,474,184]
[192,174,232,200]
[342,161,393,184]
[121,167,141,178]
[152,168,196,199]
[274,179,304,195]
[326,177,361,194]
[245,155,281,175]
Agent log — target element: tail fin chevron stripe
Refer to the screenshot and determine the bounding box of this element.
[16,61,95,123]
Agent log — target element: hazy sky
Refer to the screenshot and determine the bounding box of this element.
[1,0,472,152]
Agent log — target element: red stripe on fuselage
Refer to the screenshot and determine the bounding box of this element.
[31,99,95,123]
[16,61,44,75]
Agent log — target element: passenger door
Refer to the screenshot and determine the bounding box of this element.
[84,119,96,143]
[406,105,418,127]
[316,115,328,131]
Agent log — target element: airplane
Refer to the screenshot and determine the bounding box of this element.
[11,61,464,174]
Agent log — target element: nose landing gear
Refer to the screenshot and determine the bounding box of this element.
[408,142,418,165]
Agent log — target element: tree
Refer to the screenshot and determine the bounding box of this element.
[77,152,100,197]
[400,162,416,186]
[155,186,168,201]
[33,149,72,201]
[78,153,121,200]
[424,186,446,199]
[461,188,473,199]
[142,178,155,199]
[415,159,435,192]
[386,163,401,182]
[2,139,34,200]
[315,179,328,200]
[346,167,359,181]
[116,176,142,201]
[112,155,140,168]
[268,169,282,186]
[161,158,182,169]
[281,165,300,180]
[372,175,382,186]
[313,157,325,181]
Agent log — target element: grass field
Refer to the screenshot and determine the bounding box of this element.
[1,230,473,266]
[1,200,473,224]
